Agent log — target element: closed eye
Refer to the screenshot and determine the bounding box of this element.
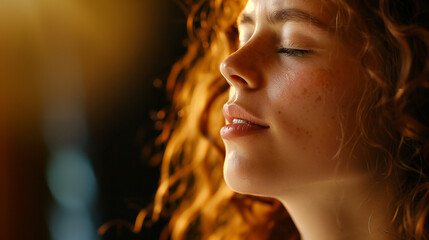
[277,48,313,57]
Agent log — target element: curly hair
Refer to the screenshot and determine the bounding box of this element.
[150,0,429,239]
[336,0,429,238]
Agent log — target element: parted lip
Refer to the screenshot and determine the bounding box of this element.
[223,103,269,128]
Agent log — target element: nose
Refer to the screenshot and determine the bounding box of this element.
[219,43,263,90]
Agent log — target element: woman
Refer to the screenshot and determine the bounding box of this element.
[151,0,429,239]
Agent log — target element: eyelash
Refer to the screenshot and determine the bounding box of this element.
[277,48,313,57]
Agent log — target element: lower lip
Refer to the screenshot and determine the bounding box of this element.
[220,123,268,139]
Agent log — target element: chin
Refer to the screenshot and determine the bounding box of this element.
[222,150,281,197]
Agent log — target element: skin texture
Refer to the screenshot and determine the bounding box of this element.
[220,0,362,197]
[220,0,396,239]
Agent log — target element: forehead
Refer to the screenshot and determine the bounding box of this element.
[240,0,336,27]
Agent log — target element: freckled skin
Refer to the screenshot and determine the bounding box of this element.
[220,0,365,196]
[315,96,322,103]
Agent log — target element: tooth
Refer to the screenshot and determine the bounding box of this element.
[233,118,251,124]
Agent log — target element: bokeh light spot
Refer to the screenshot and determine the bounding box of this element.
[46,148,97,210]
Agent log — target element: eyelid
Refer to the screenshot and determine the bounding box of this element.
[277,48,313,57]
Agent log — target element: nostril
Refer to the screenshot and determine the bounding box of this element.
[230,75,248,86]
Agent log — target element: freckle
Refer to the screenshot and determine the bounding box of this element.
[278,111,281,114]
[302,88,308,95]
[315,96,321,102]
[325,83,331,90]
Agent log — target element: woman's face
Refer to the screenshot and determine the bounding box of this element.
[220,0,366,197]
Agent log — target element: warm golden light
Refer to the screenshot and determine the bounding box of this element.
[0,0,160,239]
[244,0,255,13]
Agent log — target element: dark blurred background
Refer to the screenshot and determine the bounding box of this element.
[0,0,187,239]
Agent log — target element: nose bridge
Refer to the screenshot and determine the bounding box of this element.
[220,35,267,90]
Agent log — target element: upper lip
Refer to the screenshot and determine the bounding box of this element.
[223,103,269,127]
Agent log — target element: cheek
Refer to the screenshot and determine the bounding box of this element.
[272,67,348,110]
[269,66,359,169]
[270,68,342,132]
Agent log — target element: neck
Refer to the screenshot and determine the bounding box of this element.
[277,175,397,240]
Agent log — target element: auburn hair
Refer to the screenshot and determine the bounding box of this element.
[150,0,429,239]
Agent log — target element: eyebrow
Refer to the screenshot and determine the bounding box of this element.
[239,8,330,31]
